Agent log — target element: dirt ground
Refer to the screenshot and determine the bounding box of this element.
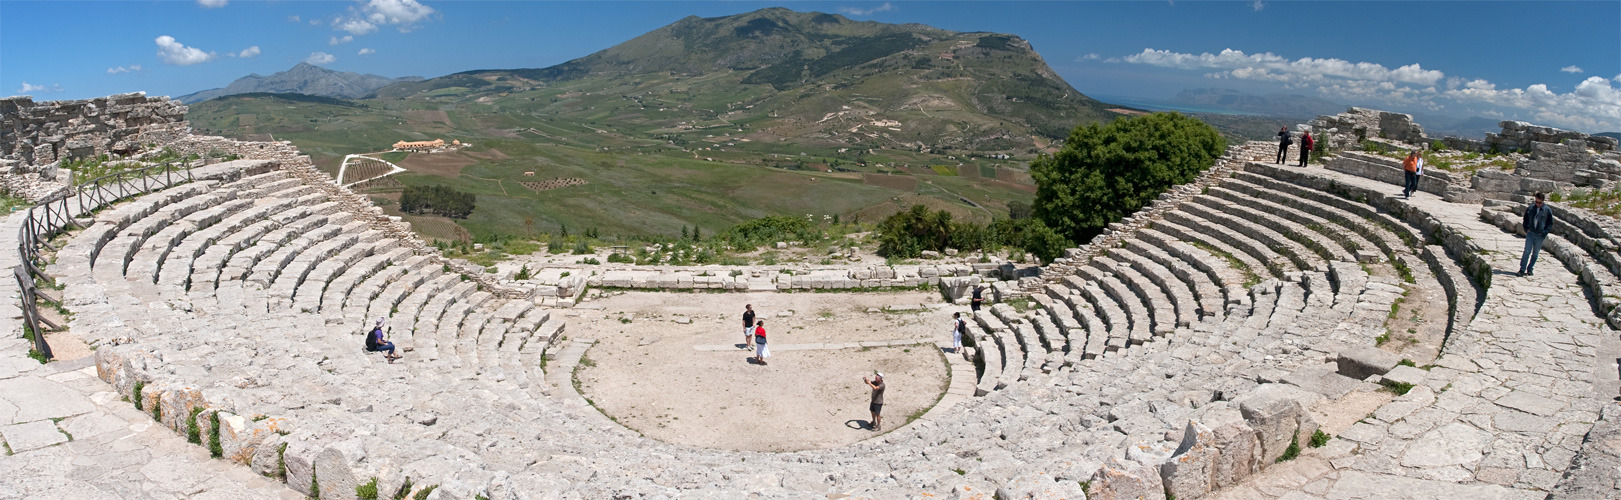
[573,291,956,452]
[397,151,477,178]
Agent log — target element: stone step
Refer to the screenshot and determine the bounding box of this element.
[1107,246,1201,327]
[1090,255,1179,335]
[319,247,413,315]
[158,196,308,289]
[1076,264,1156,344]
[1060,274,1131,355]
[1152,216,1279,284]
[1184,196,1324,274]
[1119,238,1225,321]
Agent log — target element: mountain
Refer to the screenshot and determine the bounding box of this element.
[369,7,1119,142]
[1167,88,1344,118]
[188,8,1119,242]
[1413,114,1504,139]
[1596,132,1621,141]
[178,63,422,104]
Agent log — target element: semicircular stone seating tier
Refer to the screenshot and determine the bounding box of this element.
[55,142,1621,499]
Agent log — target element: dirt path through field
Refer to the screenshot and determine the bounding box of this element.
[573,291,955,452]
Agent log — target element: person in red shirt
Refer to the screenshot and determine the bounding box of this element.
[753,320,769,365]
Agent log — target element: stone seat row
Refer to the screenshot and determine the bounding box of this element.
[57,165,578,496]
[59,157,1484,499]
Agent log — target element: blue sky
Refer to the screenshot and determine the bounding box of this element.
[3,1,1619,131]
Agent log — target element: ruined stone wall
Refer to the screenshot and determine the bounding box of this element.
[1489,121,1617,153]
[0,93,187,166]
[160,134,305,163]
[1306,107,1426,151]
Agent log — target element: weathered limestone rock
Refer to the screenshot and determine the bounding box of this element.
[1087,458,1165,500]
[1201,405,1260,489]
[1159,421,1218,500]
[1237,384,1319,464]
[994,471,1088,500]
[1336,345,1402,379]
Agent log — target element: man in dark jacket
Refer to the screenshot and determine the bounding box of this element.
[1519,192,1554,276]
[1275,127,1293,164]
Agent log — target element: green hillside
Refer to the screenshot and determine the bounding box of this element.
[189,8,1123,243]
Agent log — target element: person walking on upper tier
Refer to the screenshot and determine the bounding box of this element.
[864,372,885,431]
[1275,127,1293,164]
[951,312,967,352]
[1298,131,1314,167]
[742,304,756,350]
[1402,151,1421,198]
[970,285,986,312]
[753,320,770,365]
[1519,192,1554,277]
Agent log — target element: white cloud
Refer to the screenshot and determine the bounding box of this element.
[18,82,62,93]
[306,52,336,65]
[1251,1,1265,12]
[197,0,227,9]
[838,2,895,16]
[332,0,436,37]
[1122,48,1444,86]
[155,35,216,65]
[309,18,323,26]
[1560,65,1583,74]
[337,18,377,35]
[238,46,260,58]
[1077,53,1101,62]
[358,48,376,56]
[1445,76,1621,131]
[1122,46,1621,132]
[106,65,142,74]
[287,15,301,23]
[365,0,436,26]
[330,35,354,45]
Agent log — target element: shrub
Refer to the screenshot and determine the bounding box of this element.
[356,477,380,500]
[572,239,592,255]
[398,185,475,219]
[208,411,223,458]
[187,407,203,444]
[1031,112,1225,245]
[1276,435,1300,462]
[515,265,532,281]
[1309,429,1331,448]
[720,215,819,250]
[606,253,633,263]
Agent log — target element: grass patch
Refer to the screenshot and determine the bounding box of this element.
[1276,435,1301,462]
[1391,258,1415,284]
[208,411,223,458]
[1379,379,1415,396]
[1374,329,1391,347]
[1309,429,1331,448]
[1189,240,1261,287]
[187,407,203,444]
[357,477,380,500]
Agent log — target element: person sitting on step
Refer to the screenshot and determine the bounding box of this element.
[366,317,401,363]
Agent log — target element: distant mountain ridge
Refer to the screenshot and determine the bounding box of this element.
[368,7,1118,141]
[178,63,421,104]
[1167,88,1344,118]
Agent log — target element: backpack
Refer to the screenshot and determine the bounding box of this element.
[956,319,967,335]
[365,327,381,349]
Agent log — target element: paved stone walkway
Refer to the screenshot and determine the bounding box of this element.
[1208,161,1621,499]
[0,212,296,499]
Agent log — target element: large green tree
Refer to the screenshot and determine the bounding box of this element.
[1031,112,1225,245]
